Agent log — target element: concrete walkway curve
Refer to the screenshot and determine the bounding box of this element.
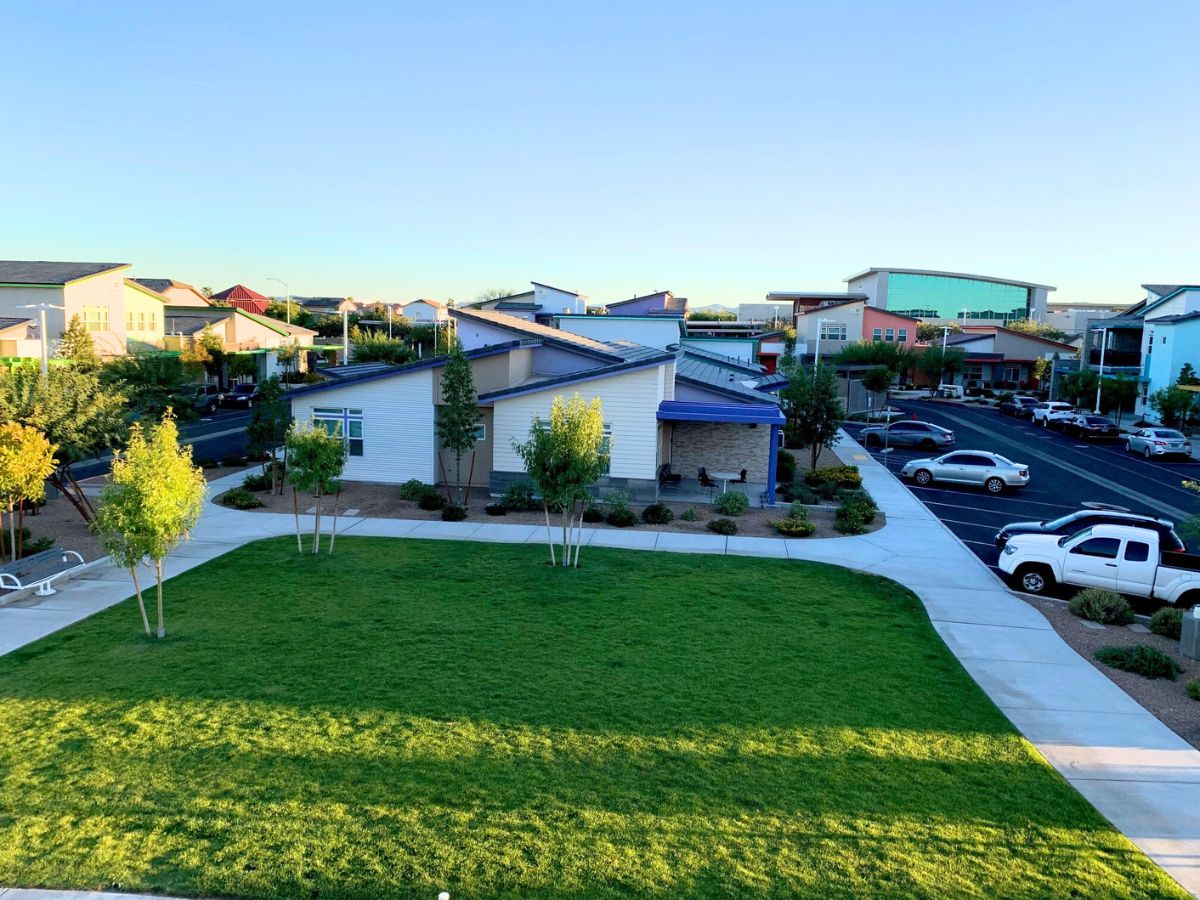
[2,432,1199,897]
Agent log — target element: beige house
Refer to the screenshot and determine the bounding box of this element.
[131,278,212,307]
[0,260,130,357]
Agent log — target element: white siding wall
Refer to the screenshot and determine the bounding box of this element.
[491,366,665,480]
[65,270,127,356]
[556,316,681,350]
[290,369,436,484]
[679,337,758,364]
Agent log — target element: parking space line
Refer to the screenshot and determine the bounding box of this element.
[935,518,999,530]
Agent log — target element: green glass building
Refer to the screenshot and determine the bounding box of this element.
[845,268,1054,323]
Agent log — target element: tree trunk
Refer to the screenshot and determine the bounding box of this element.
[328,490,340,555]
[543,501,556,566]
[463,451,476,511]
[130,564,151,636]
[292,487,302,553]
[154,558,165,639]
[572,499,585,568]
[48,465,94,524]
[454,453,464,507]
[16,502,25,558]
[561,505,570,566]
[5,505,13,563]
[438,454,454,502]
[312,486,322,554]
[811,443,820,471]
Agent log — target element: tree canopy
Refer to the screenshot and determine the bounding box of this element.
[0,422,57,561]
[436,341,480,504]
[779,364,844,470]
[57,315,100,370]
[286,422,347,554]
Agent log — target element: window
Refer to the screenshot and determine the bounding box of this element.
[1005,366,1021,382]
[1070,537,1121,559]
[82,306,108,333]
[599,423,612,475]
[820,322,847,341]
[312,407,364,457]
[884,328,895,342]
[897,328,907,343]
[871,328,883,342]
[1124,541,1151,562]
[471,424,487,442]
[125,311,158,333]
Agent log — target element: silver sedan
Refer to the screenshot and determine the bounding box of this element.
[900,451,1030,494]
[1126,427,1193,459]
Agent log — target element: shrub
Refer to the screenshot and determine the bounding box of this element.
[781,483,820,505]
[1094,644,1183,680]
[502,480,539,512]
[418,492,447,511]
[707,518,738,536]
[837,493,877,525]
[582,505,605,524]
[242,472,271,492]
[1068,588,1135,625]
[1188,678,1200,702]
[679,507,702,522]
[484,503,507,516]
[804,465,862,488]
[220,487,264,510]
[1150,607,1185,639]
[714,491,750,517]
[641,503,674,525]
[776,449,796,484]
[834,497,873,534]
[771,507,816,537]
[441,505,467,522]
[399,479,434,501]
[0,528,55,558]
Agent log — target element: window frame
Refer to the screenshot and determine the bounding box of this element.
[312,407,364,457]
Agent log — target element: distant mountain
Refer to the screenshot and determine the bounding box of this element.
[690,303,737,315]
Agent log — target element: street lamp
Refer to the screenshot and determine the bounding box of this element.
[19,302,65,375]
[265,277,290,325]
[813,318,839,367]
[937,324,953,392]
[1092,325,1109,413]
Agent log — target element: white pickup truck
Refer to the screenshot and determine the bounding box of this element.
[999,523,1200,603]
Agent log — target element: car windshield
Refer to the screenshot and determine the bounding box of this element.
[1154,429,1186,440]
[234,385,255,394]
[1084,417,1109,425]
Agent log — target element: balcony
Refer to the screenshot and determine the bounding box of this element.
[1087,348,1142,368]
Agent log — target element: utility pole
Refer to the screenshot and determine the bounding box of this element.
[19,302,64,375]
[266,277,290,325]
[1093,326,1108,413]
[342,308,350,363]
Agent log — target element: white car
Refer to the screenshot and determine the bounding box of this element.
[899,450,1029,494]
[1000,523,1200,603]
[1030,401,1074,428]
[1126,427,1192,459]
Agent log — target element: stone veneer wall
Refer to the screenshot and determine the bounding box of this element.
[669,422,772,483]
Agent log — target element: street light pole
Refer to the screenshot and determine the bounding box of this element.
[342,308,350,363]
[266,277,290,325]
[19,302,65,375]
[938,324,952,392]
[1093,326,1108,413]
[814,318,837,367]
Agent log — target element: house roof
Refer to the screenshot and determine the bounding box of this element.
[0,317,32,333]
[530,281,579,296]
[0,261,129,285]
[1141,311,1200,326]
[844,268,1056,292]
[132,277,207,302]
[164,312,234,336]
[288,342,527,396]
[165,305,316,338]
[657,400,784,426]
[212,283,270,302]
[959,325,1076,350]
[476,351,675,403]
[1142,284,1183,298]
[451,307,616,355]
[678,343,766,375]
[495,301,541,311]
[768,291,869,302]
[124,278,170,303]
[793,297,867,314]
[237,309,318,336]
[404,298,446,309]
[676,352,780,405]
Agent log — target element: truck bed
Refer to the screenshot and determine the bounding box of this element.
[1161,551,1200,572]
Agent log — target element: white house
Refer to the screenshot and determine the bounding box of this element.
[400,299,449,323]
[0,260,130,357]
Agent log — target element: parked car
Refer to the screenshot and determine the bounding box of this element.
[219,383,260,409]
[859,420,955,450]
[900,451,1029,494]
[1126,427,1193,460]
[1000,523,1200,602]
[1061,413,1119,440]
[1030,401,1074,427]
[999,396,1040,418]
[180,383,221,415]
[996,510,1185,552]
[861,405,904,422]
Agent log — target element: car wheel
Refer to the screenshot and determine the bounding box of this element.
[1040,417,1048,428]
[1014,564,1054,595]
[985,477,1005,494]
[1144,447,1152,460]
[920,438,937,450]
[864,434,880,447]
[913,469,933,486]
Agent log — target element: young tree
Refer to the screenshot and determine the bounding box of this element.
[779,364,845,470]
[94,413,206,639]
[436,342,481,505]
[513,393,608,568]
[1058,369,1099,407]
[1006,319,1070,342]
[275,340,300,383]
[1178,363,1199,387]
[0,423,57,562]
[285,422,346,554]
[474,287,518,303]
[860,366,893,408]
[916,321,960,342]
[246,376,291,493]
[1031,357,1052,392]
[1150,386,1196,428]
[58,315,101,371]
[1100,374,1139,425]
[183,326,225,382]
[915,346,966,388]
[101,354,188,420]
[0,366,126,523]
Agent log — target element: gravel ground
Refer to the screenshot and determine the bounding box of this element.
[1025,595,1200,749]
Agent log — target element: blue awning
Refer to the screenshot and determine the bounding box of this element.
[657,400,785,425]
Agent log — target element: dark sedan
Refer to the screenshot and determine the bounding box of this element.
[859,420,956,450]
[219,383,260,409]
[999,396,1040,418]
[1061,413,1120,440]
[996,509,1185,551]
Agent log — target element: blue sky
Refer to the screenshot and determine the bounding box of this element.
[2,1,1196,305]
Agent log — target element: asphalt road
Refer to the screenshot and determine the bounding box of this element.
[72,409,252,480]
[843,400,1200,605]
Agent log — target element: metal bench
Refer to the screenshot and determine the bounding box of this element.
[0,547,86,596]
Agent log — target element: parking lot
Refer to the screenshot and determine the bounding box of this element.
[843,400,1200,601]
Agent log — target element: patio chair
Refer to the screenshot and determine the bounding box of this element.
[732,469,747,484]
[659,463,682,488]
[697,468,717,496]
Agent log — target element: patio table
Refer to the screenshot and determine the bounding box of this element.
[708,470,741,493]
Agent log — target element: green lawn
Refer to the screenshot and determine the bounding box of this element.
[0,537,1184,898]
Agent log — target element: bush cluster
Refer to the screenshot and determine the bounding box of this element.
[714,491,750,517]
[502,481,539,512]
[770,504,816,537]
[780,483,821,505]
[776,449,796,484]
[242,472,271,492]
[582,505,605,524]
[707,517,738,536]
[0,527,54,558]
[804,465,862,488]
[834,494,876,535]
[1188,678,1200,702]
[679,507,703,522]
[221,487,265,510]
[399,479,434,502]
[1150,607,1185,639]
[418,492,447,511]
[484,503,507,516]
[1094,644,1183,680]
[441,505,467,522]
[641,503,674,525]
[1068,588,1135,625]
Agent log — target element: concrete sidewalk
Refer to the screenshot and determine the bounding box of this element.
[3,446,1200,896]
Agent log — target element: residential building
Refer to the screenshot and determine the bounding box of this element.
[0,318,40,358]
[0,260,130,357]
[164,306,319,381]
[474,282,588,323]
[401,299,449,323]
[603,291,686,317]
[931,326,1075,392]
[289,307,784,503]
[844,268,1055,324]
[211,284,272,314]
[131,278,212,306]
[794,299,918,360]
[1043,301,1130,335]
[122,278,170,352]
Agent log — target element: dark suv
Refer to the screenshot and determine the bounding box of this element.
[999,396,1040,418]
[996,510,1185,551]
[180,383,221,415]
